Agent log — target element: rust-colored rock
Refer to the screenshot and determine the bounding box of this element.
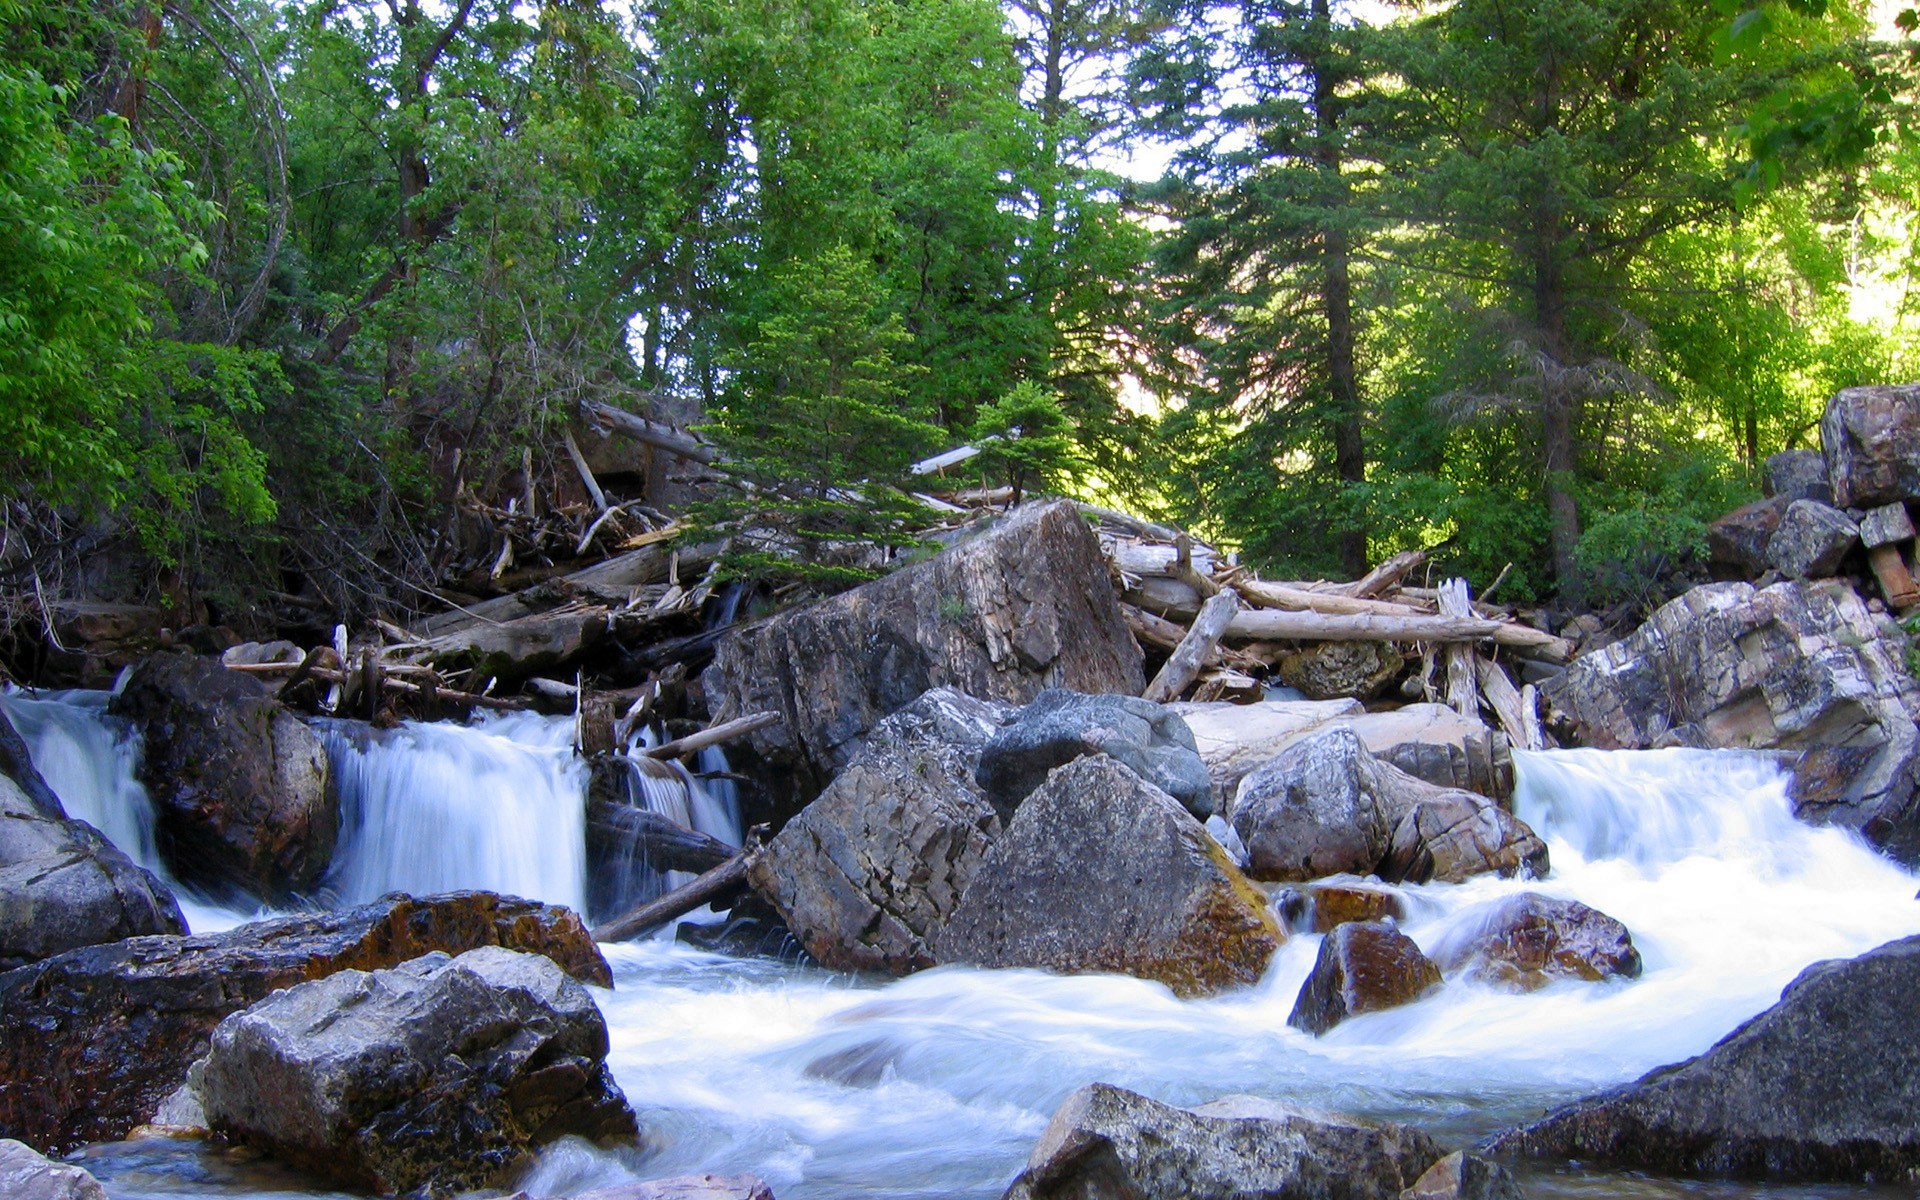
[1288,922,1442,1035]
[1302,880,1408,934]
[1707,496,1790,578]
[0,891,608,1154]
[1431,893,1641,992]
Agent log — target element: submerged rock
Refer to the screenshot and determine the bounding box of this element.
[0,766,184,970]
[1822,383,1920,509]
[975,689,1213,820]
[748,688,1007,975]
[0,891,607,1154]
[109,653,335,901]
[1541,579,1920,863]
[1231,728,1545,885]
[1492,933,1920,1182]
[1002,1083,1442,1200]
[1400,1151,1525,1200]
[702,500,1144,800]
[1288,922,1443,1036]
[0,1139,108,1200]
[198,946,636,1195]
[1430,894,1640,992]
[935,756,1283,998]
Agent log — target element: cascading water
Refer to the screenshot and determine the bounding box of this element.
[0,689,161,873]
[592,730,746,919]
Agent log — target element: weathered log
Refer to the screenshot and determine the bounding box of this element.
[1437,578,1480,721]
[580,398,720,466]
[1143,589,1240,703]
[592,853,751,942]
[1330,549,1430,599]
[586,802,736,875]
[419,537,712,636]
[1224,608,1572,662]
[229,662,527,711]
[643,711,781,761]
[1477,658,1541,751]
[614,623,742,678]
[1235,578,1437,618]
[1122,605,1264,674]
[561,428,608,513]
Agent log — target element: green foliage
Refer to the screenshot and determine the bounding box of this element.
[970,380,1081,502]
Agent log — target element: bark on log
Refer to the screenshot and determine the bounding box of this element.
[1476,658,1540,751]
[580,398,719,466]
[1329,549,1429,599]
[1234,578,1437,618]
[1223,608,1572,662]
[586,801,736,875]
[592,853,750,942]
[642,711,781,761]
[1142,588,1240,703]
[1437,578,1480,721]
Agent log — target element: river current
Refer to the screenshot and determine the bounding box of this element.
[5,690,1916,1200]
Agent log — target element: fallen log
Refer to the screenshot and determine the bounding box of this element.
[643,711,781,761]
[1437,578,1480,721]
[592,853,751,942]
[419,536,711,636]
[1329,549,1429,599]
[1478,658,1542,751]
[1234,577,1438,618]
[581,397,720,466]
[1224,608,1573,662]
[586,801,736,875]
[228,662,529,711]
[1143,588,1239,703]
[1121,604,1264,673]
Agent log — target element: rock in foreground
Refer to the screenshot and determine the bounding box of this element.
[1400,1151,1524,1200]
[200,946,636,1195]
[702,500,1145,799]
[935,756,1282,997]
[0,1139,107,1200]
[109,653,335,901]
[1542,579,1920,862]
[1491,933,1920,1182]
[0,891,607,1153]
[1002,1083,1442,1200]
[1288,922,1442,1036]
[0,768,184,970]
[748,688,1007,975]
[1430,894,1640,992]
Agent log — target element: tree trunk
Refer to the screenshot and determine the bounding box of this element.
[1312,0,1369,579]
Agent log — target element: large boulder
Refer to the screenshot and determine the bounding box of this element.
[1002,1083,1442,1200]
[1288,922,1443,1036]
[109,653,335,901]
[1821,383,1920,509]
[1492,933,1920,1183]
[1429,894,1640,993]
[1764,448,1833,504]
[1230,729,1546,885]
[1541,579,1920,862]
[198,946,636,1195]
[975,689,1213,821]
[702,501,1144,799]
[1274,878,1408,934]
[1174,700,1511,804]
[1765,499,1858,579]
[0,891,607,1154]
[1707,496,1791,578]
[748,688,1008,975]
[0,1140,107,1200]
[1276,641,1405,701]
[935,756,1283,998]
[0,764,184,971]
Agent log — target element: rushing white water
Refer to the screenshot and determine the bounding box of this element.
[321,712,593,915]
[1,689,161,872]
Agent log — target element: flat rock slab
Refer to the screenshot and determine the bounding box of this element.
[935,755,1282,998]
[199,946,635,1195]
[1002,1083,1442,1200]
[1492,933,1920,1183]
[0,891,608,1154]
[702,500,1144,800]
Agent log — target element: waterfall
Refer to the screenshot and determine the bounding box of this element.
[0,689,161,874]
[589,729,744,921]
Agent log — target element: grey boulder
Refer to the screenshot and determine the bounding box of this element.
[1763,448,1833,504]
[1492,933,1920,1183]
[1002,1083,1442,1200]
[1765,499,1858,579]
[748,688,1008,975]
[1429,894,1640,992]
[976,688,1214,820]
[1821,383,1920,508]
[0,1140,107,1200]
[1400,1151,1524,1200]
[936,756,1283,998]
[1707,496,1791,578]
[199,945,636,1195]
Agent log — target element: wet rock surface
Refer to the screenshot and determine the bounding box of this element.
[1542,579,1920,862]
[1002,1083,1443,1200]
[109,653,335,901]
[1399,1151,1524,1200]
[0,891,607,1154]
[1288,922,1443,1036]
[702,500,1144,800]
[748,688,1007,974]
[0,1138,108,1200]
[0,768,184,970]
[1821,383,1920,509]
[198,946,636,1195]
[935,756,1283,997]
[1492,933,1920,1182]
[1430,894,1640,992]
[975,689,1213,820]
[1231,728,1545,885]
[1277,879,1408,934]
[558,1176,777,1200]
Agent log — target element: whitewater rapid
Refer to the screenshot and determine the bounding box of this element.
[10,691,1920,1199]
